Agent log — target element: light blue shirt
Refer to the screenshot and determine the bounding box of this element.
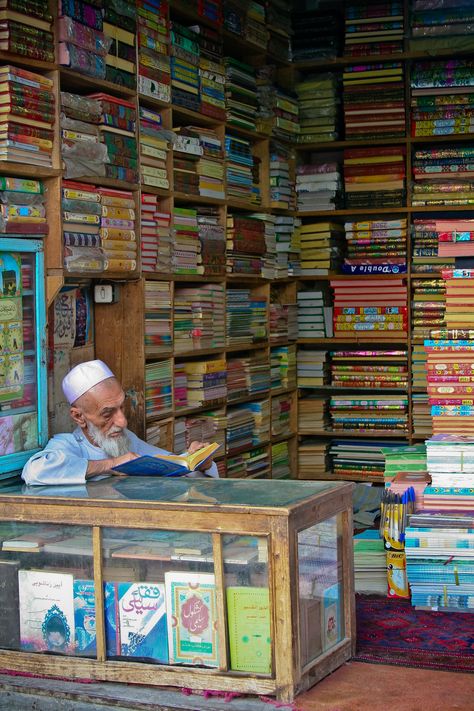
[21,427,218,486]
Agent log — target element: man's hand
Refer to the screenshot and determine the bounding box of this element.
[188,440,212,471]
[86,451,139,478]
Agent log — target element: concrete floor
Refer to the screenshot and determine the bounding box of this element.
[1,662,474,711]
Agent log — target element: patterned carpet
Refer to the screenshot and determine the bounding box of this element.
[354,594,474,672]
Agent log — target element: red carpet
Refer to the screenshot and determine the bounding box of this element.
[353,594,474,672]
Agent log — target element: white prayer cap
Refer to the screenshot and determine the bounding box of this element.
[62,359,115,404]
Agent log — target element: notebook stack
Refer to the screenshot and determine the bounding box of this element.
[0,67,55,168]
[182,359,227,409]
[140,195,171,273]
[103,0,136,89]
[60,91,105,179]
[271,344,297,391]
[62,181,104,273]
[296,159,343,212]
[226,288,267,347]
[411,277,446,341]
[298,395,329,434]
[330,439,407,482]
[89,93,138,183]
[145,359,173,418]
[330,394,408,435]
[194,127,225,199]
[224,58,257,132]
[0,177,47,237]
[225,133,255,204]
[291,5,341,61]
[138,107,170,190]
[172,128,201,196]
[196,206,226,276]
[435,218,474,265]
[412,342,428,390]
[297,289,332,339]
[266,0,292,59]
[58,1,106,76]
[99,187,137,272]
[342,218,407,275]
[269,142,295,210]
[423,434,474,502]
[226,213,265,276]
[412,145,474,207]
[239,400,271,448]
[243,1,268,49]
[269,294,297,343]
[412,219,455,273]
[298,440,330,479]
[225,405,257,457]
[1,0,53,62]
[411,59,474,139]
[274,216,301,278]
[295,73,340,144]
[413,393,433,439]
[383,444,427,490]
[342,62,405,140]
[297,349,328,389]
[250,213,277,280]
[171,207,201,275]
[256,66,299,140]
[170,22,200,111]
[137,0,170,104]
[344,146,406,209]
[174,411,226,454]
[144,281,172,357]
[410,0,474,53]
[329,349,409,389]
[195,26,225,121]
[271,393,291,437]
[299,221,344,276]
[271,441,291,479]
[330,278,408,339]
[173,284,225,353]
[353,530,387,595]
[173,361,187,410]
[444,268,474,330]
[344,1,404,56]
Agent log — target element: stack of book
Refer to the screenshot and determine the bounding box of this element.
[256,66,299,140]
[99,187,137,272]
[274,215,301,278]
[1,1,53,62]
[298,439,330,478]
[225,133,257,204]
[173,361,187,409]
[89,93,138,183]
[226,288,267,347]
[250,213,277,280]
[196,206,226,276]
[410,1,474,53]
[58,3,106,78]
[297,289,332,339]
[197,0,223,25]
[103,0,137,89]
[344,146,406,208]
[266,0,292,59]
[383,443,427,490]
[299,221,344,276]
[296,160,343,212]
[412,342,428,390]
[140,194,171,273]
[193,127,225,200]
[223,0,245,37]
[330,349,408,389]
[420,436,474,513]
[412,277,446,341]
[353,530,387,595]
[425,335,474,434]
[444,270,474,330]
[269,295,297,343]
[271,393,292,438]
[181,359,227,409]
[344,1,404,56]
[193,25,225,121]
[225,406,258,457]
[226,213,266,276]
[0,67,55,167]
[329,394,408,434]
[342,218,407,275]
[241,399,271,446]
[61,91,106,179]
[269,142,295,210]
[298,396,329,433]
[174,411,226,454]
[146,419,172,450]
[144,281,172,357]
[227,352,270,402]
[329,439,407,481]
[271,344,297,390]
[297,349,328,389]
[412,392,432,438]
[295,73,340,144]
[330,278,408,339]
[406,510,474,612]
[412,219,455,273]
[411,59,474,139]
[291,5,341,61]
[171,207,201,275]
[271,441,291,479]
[62,181,104,273]
[170,22,200,111]
[138,107,169,190]
[342,62,405,140]
[412,145,474,207]
[173,284,225,353]
[137,0,171,104]
[243,1,268,49]
[224,58,257,132]
[436,218,474,263]
[145,358,173,418]
[173,130,201,197]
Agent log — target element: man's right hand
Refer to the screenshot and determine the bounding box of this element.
[86,452,139,478]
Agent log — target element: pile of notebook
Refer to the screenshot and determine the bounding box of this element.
[299,221,344,276]
[298,439,330,478]
[297,349,328,390]
[173,284,225,353]
[296,159,343,212]
[344,146,406,209]
[181,358,227,409]
[330,439,407,482]
[140,195,171,273]
[58,0,104,75]
[330,349,408,389]
[171,207,201,275]
[62,181,104,273]
[271,344,296,390]
[292,4,341,61]
[344,0,404,56]
[224,58,257,132]
[194,24,225,120]
[99,187,137,272]
[256,66,299,140]
[144,280,172,357]
[103,0,136,89]
[0,176,48,238]
[145,359,173,418]
[226,288,267,347]
[137,0,170,103]
[342,218,407,275]
[297,288,332,339]
[225,133,257,204]
[412,145,474,207]
[139,107,169,190]
[330,394,408,434]
[410,0,474,53]
[249,213,276,279]
[269,142,295,210]
[411,277,446,341]
[196,206,226,276]
[269,298,297,343]
[296,73,340,144]
[298,395,329,434]
[412,219,455,273]
[170,22,200,111]
[89,92,138,183]
[226,213,265,276]
[2,0,53,62]
[274,215,301,278]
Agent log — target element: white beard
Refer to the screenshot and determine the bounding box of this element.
[86,421,131,458]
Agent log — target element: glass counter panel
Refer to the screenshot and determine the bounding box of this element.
[298,515,344,668]
[223,534,271,675]
[102,528,217,667]
[0,521,93,657]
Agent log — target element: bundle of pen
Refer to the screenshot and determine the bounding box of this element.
[380,486,415,598]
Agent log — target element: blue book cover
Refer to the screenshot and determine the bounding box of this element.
[117,582,168,662]
[104,582,120,657]
[74,580,96,656]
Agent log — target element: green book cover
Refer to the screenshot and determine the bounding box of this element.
[226,586,271,674]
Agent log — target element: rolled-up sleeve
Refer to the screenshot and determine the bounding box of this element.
[22,435,89,486]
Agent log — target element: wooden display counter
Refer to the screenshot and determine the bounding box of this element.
[0,477,355,702]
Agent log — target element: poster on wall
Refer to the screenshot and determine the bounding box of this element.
[0,252,23,403]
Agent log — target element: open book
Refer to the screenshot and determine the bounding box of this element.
[112,442,220,477]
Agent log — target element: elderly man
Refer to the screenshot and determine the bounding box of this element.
[22,359,218,485]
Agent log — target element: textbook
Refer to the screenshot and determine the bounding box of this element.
[112,442,220,476]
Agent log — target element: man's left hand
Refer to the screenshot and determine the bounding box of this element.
[188,440,212,470]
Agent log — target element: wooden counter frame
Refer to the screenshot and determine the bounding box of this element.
[0,482,355,703]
